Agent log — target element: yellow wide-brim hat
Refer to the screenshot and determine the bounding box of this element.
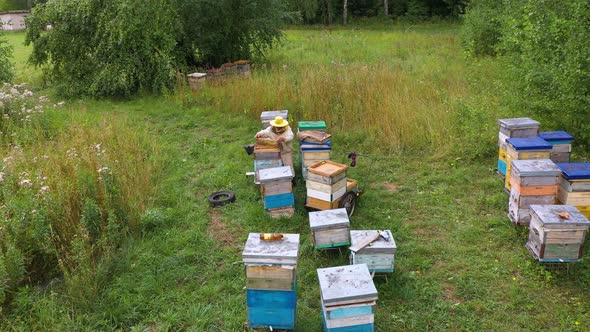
[270,116,289,128]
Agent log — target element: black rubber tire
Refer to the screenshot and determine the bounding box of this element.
[338,191,357,217]
[208,191,236,207]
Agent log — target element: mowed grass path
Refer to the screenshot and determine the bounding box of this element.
[2,25,590,331]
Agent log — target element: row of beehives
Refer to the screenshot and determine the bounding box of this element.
[186,60,251,90]
[497,118,590,263]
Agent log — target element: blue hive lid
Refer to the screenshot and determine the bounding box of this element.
[556,163,590,180]
[538,131,573,142]
[506,137,552,151]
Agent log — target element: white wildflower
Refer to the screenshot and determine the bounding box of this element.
[23,90,33,97]
[39,186,50,194]
[57,101,65,106]
[97,166,109,174]
[19,179,32,188]
[0,171,4,182]
[3,156,13,164]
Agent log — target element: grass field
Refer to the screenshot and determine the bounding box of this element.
[1,24,590,331]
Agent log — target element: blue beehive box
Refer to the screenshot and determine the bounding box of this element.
[498,159,507,176]
[247,288,297,330]
[539,131,574,144]
[506,137,552,151]
[556,163,590,180]
[264,192,295,210]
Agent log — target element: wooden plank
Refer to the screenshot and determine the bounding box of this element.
[560,177,590,192]
[247,277,295,290]
[349,231,381,253]
[268,207,295,218]
[509,179,557,196]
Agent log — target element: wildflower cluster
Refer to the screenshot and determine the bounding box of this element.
[0,83,64,131]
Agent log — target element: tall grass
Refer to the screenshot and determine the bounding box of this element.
[208,27,469,154]
[0,85,159,308]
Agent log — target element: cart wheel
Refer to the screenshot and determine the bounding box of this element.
[339,191,357,217]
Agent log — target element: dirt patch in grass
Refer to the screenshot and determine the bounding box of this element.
[442,281,461,304]
[207,209,239,247]
[371,181,400,192]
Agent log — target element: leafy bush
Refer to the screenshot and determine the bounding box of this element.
[460,0,505,57]
[25,0,286,97]
[0,30,13,83]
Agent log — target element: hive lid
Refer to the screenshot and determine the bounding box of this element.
[350,230,396,253]
[497,118,540,129]
[256,166,294,183]
[529,205,590,226]
[538,131,573,142]
[506,137,552,151]
[511,159,561,177]
[260,110,288,121]
[317,264,378,306]
[309,208,350,230]
[307,160,348,177]
[298,121,327,131]
[556,163,590,180]
[242,233,300,265]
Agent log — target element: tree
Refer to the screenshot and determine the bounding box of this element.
[0,28,13,83]
[25,0,286,97]
[343,0,348,25]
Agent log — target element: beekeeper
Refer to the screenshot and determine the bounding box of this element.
[255,116,294,169]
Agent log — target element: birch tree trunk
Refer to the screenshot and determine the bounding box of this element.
[384,0,389,16]
[343,0,348,26]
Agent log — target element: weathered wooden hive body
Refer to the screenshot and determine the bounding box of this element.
[526,205,590,262]
[497,118,540,177]
[305,161,349,210]
[317,264,378,332]
[504,137,552,192]
[256,166,295,218]
[508,159,561,226]
[557,163,590,218]
[538,131,573,163]
[349,230,397,273]
[242,233,300,330]
[309,208,351,249]
[298,121,331,179]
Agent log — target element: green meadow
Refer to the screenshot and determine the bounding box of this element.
[1,23,590,331]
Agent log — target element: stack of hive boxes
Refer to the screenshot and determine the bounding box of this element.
[309,208,351,249]
[497,118,540,177]
[253,143,282,171]
[557,163,590,218]
[305,161,348,211]
[297,121,331,179]
[243,233,300,330]
[317,264,378,332]
[260,110,288,129]
[504,137,552,193]
[508,160,561,226]
[349,230,397,273]
[526,205,590,262]
[256,166,295,218]
[538,131,574,163]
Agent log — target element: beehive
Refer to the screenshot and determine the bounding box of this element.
[538,131,573,163]
[243,233,300,330]
[526,205,590,262]
[260,110,288,129]
[317,264,378,332]
[253,144,282,172]
[557,163,590,218]
[309,208,351,249]
[305,161,348,210]
[256,166,295,218]
[497,118,540,177]
[298,121,331,179]
[504,137,552,192]
[349,230,396,273]
[186,72,207,91]
[508,159,561,225]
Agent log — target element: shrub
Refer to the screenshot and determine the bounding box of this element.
[0,29,13,83]
[460,0,505,57]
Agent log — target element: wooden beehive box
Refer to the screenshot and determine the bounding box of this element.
[539,131,574,163]
[556,163,590,218]
[256,166,295,211]
[309,208,351,249]
[260,110,288,129]
[243,233,300,330]
[508,160,561,225]
[253,144,281,160]
[186,72,207,90]
[504,138,552,192]
[349,230,396,273]
[497,118,540,147]
[317,264,377,332]
[526,205,590,262]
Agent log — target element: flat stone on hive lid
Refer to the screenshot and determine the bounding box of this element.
[309,208,350,231]
[242,233,300,265]
[317,264,377,306]
[511,159,561,177]
[529,205,590,226]
[350,230,396,254]
[256,166,294,183]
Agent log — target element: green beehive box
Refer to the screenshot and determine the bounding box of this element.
[298,121,327,131]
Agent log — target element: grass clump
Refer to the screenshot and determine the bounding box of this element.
[0,84,160,310]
